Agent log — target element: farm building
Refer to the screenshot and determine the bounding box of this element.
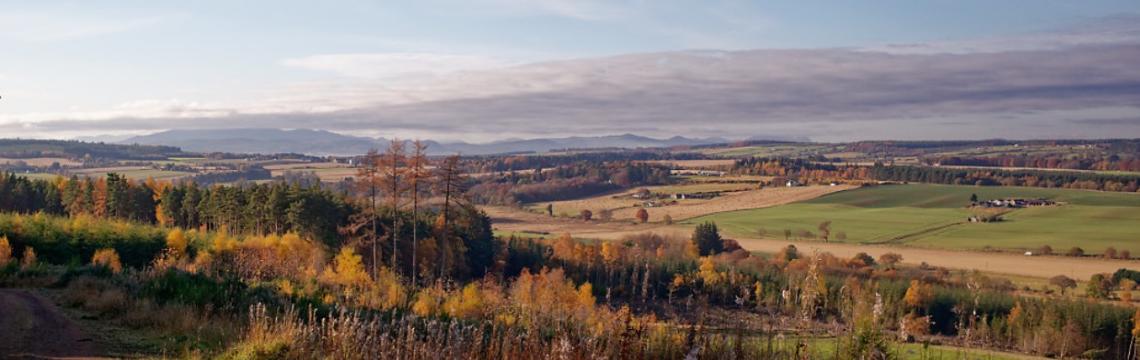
[672,192,720,200]
[973,198,1057,208]
[670,169,725,177]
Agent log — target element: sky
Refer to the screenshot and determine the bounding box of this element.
[2,0,1140,142]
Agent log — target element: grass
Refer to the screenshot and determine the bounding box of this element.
[797,338,1041,359]
[700,143,838,158]
[652,182,758,194]
[116,169,193,180]
[687,184,1140,254]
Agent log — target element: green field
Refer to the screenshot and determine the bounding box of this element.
[686,184,1140,254]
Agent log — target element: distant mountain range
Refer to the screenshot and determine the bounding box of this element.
[119,128,781,156]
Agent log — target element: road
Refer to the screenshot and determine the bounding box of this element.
[0,289,103,359]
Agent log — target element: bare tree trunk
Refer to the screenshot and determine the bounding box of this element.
[410,140,428,286]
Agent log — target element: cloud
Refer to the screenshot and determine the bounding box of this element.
[0,11,165,42]
[6,16,1140,142]
[861,14,1140,54]
[281,53,515,80]
[1068,117,1140,126]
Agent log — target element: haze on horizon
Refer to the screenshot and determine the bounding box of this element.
[2,0,1140,143]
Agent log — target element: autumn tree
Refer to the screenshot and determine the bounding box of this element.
[904,280,933,310]
[635,208,649,223]
[434,154,467,279]
[407,140,430,285]
[850,252,875,268]
[355,148,383,276]
[878,252,903,269]
[381,139,408,270]
[1087,273,1112,299]
[1049,275,1077,296]
[91,248,123,273]
[580,209,592,221]
[1105,247,1118,259]
[323,247,371,298]
[0,236,11,267]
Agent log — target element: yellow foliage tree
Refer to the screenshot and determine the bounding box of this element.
[166,229,188,257]
[577,282,595,308]
[91,248,123,273]
[600,242,622,265]
[698,257,721,285]
[325,248,370,290]
[369,266,407,311]
[552,233,576,261]
[904,280,934,309]
[0,236,11,267]
[412,284,447,317]
[1131,308,1140,338]
[445,283,485,319]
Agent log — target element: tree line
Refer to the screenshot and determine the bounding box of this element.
[733,157,1140,192]
[0,139,499,282]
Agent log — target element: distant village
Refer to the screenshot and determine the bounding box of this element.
[971,198,1058,208]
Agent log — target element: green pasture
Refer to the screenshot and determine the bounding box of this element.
[686,184,1140,254]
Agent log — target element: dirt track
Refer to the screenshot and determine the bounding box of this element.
[0,289,103,359]
[486,206,1135,280]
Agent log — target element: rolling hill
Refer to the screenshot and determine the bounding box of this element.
[120,129,731,156]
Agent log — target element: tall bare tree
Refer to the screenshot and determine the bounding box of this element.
[407,140,429,285]
[435,154,465,279]
[380,139,407,270]
[354,148,382,277]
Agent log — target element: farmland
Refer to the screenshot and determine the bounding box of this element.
[687,184,1140,254]
[527,184,853,223]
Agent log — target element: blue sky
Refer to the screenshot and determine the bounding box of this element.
[2,0,1140,141]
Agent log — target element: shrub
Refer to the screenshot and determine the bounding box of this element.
[166,229,189,257]
[142,268,247,309]
[91,248,123,274]
[636,208,649,223]
[1105,247,1119,259]
[1067,247,1085,257]
[21,247,37,270]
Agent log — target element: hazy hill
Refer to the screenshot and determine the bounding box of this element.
[120,129,733,156]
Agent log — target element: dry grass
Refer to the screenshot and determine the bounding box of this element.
[0,157,82,167]
[263,162,349,171]
[531,185,854,223]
